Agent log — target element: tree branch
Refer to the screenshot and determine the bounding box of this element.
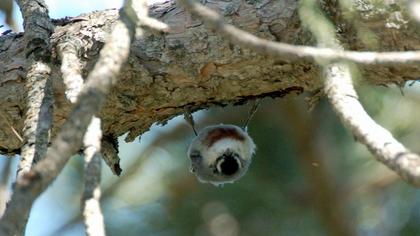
[82,117,105,236]
[9,0,55,234]
[57,35,84,103]
[179,0,420,65]
[50,121,195,236]
[58,31,106,236]
[16,0,54,181]
[1,1,419,153]
[299,0,420,187]
[57,35,122,176]
[0,1,139,234]
[0,158,12,216]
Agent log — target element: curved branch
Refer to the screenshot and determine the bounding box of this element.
[299,0,420,187]
[323,63,420,186]
[180,0,420,65]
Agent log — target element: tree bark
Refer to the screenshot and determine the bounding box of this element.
[0,0,419,153]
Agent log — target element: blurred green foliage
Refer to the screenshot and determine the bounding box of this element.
[1,84,416,236]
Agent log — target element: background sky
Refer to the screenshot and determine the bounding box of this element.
[1,0,124,32]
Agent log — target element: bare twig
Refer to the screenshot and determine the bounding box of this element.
[0,0,140,234]
[82,118,105,236]
[58,35,108,234]
[57,36,122,176]
[58,36,106,236]
[10,0,55,234]
[0,158,12,216]
[49,122,192,236]
[16,0,54,181]
[57,36,85,103]
[324,63,420,186]
[124,0,168,32]
[56,1,167,232]
[179,0,420,65]
[299,0,420,187]
[54,2,167,233]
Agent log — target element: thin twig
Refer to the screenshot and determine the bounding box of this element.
[299,0,420,187]
[58,36,122,176]
[57,36,85,104]
[11,0,55,234]
[49,122,192,236]
[243,99,261,132]
[0,158,12,216]
[0,1,140,234]
[82,117,105,236]
[58,34,107,236]
[183,111,198,136]
[56,4,165,232]
[16,0,54,181]
[179,0,420,65]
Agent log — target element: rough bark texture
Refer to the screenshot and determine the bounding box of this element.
[0,0,419,154]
